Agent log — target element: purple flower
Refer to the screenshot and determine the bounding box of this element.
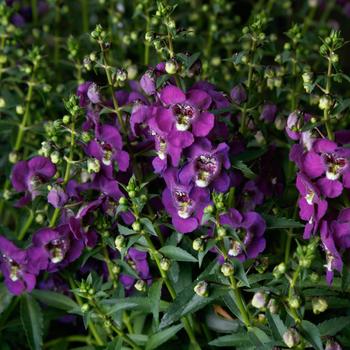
[77,82,101,107]
[162,168,210,233]
[120,248,151,293]
[159,85,214,137]
[0,236,45,295]
[12,156,56,203]
[86,124,129,172]
[147,107,194,173]
[32,225,84,272]
[285,111,311,141]
[179,138,231,192]
[301,139,350,198]
[260,104,277,123]
[296,172,328,239]
[48,186,68,208]
[331,208,350,249]
[239,181,264,212]
[230,85,247,105]
[320,221,343,284]
[219,208,266,261]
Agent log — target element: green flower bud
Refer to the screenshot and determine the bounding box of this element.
[134,279,146,292]
[119,197,128,205]
[16,105,24,115]
[194,281,208,297]
[165,60,177,75]
[8,151,18,164]
[217,226,227,238]
[251,291,267,309]
[283,328,300,348]
[62,115,70,124]
[112,265,121,275]
[35,213,44,225]
[312,297,328,314]
[274,115,286,130]
[302,72,313,83]
[204,205,214,214]
[128,190,136,198]
[0,97,6,108]
[221,262,234,276]
[81,303,89,313]
[114,235,125,250]
[319,95,332,110]
[132,221,141,232]
[50,151,60,164]
[288,295,301,309]
[160,257,171,271]
[192,238,204,252]
[267,298,279,314]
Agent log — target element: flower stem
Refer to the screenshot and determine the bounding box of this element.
[80,0,89,33]
[31,0,38,26]
[240,40,256,135]
[18,209,34,241]
[68,278,105,346]
[44,335,97,348]
[324,58,333,140]
[143,232,202,350]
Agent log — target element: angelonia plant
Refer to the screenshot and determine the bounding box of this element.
[1,1,350,350]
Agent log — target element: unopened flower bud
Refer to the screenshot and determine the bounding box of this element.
[165,59,178,75]
[128,190,136,198]
[16,105,24,115]
[288,295,301,309]
[302,72,313,83]
[35,213,44,224]
[132,221,141,232]
[112,265,121,274]
[192,238,204,252]
[8,151,18,164]
[217,226,226,238]
[312,297,328,314]
[87,158,100,173]
[283,328,300,348]
[204,205,214,214]
[62,115,70,124]
[267,298,279,314]
[221,262,234,276]
[273,262,286,278]
[81,303,89,313]
[89,52,96,61]
[309,272,319,283]
[114,235,125,250]
[255,130,265,145]
[119,197,128,205]
[160,257,171,271]
[251,291,267,309]
[230,85,247,105]
[274,115,286,130]
[194,281,208,297]
[319,95,332,110]
[134,279,146,292]
[50,151,60,164]
[330,52,339,64]
[0,97,6,108]
[115,68,128,82]
[325,340,342,350]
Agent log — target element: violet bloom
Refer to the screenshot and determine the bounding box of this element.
[48,186,68,209]
[331,208,350,249]
[147,107,194,173]
[230,85,247,105]
[32,225,84,272]
[12,156,56,204]
[159,85,215,137]
[301,139,350,198]
[0,236,45,295]
[120,248,151,293]
[239,181,264,212]
[296,173,328,239]
[320,221,343,284]
[77,81,101,107]
[86,124,129,172]
[219,208,266,261]
[285,111,311,141]
[179,138,231,192]
[162,168,210,233]
[260,104,277,123]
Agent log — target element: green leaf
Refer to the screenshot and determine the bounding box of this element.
[148,279,163,329]
[20,294,44,350]
[117,224,135,236]
[156,74,170,89]
[140,218,157,236]
[107,338,123,350]
[0,283,13,315]
[248,327,271,346]
[263,214,304,229]
[300,320,323,350]
[159,246,197,263]
[31,290,78,311]
[232,259,250,287]
[266,312,287,340]
[145,324,183,350]
[209,333,252,347]
[232,160,256,180]
[232,148,267,162]
[318,316,350,336]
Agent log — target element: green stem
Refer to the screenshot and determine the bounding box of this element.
[18,210,34,241]
[240,40,256,135]
[54,2,60,68]
[31,0,38,26]
[324,58,333,140]
[44,335,96,348]
[80,0,89,33]
[143,232,202,349]
[287,265,302,323]
[68,278,105,346]
[144,7,151,65]
[0,35,6,81]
